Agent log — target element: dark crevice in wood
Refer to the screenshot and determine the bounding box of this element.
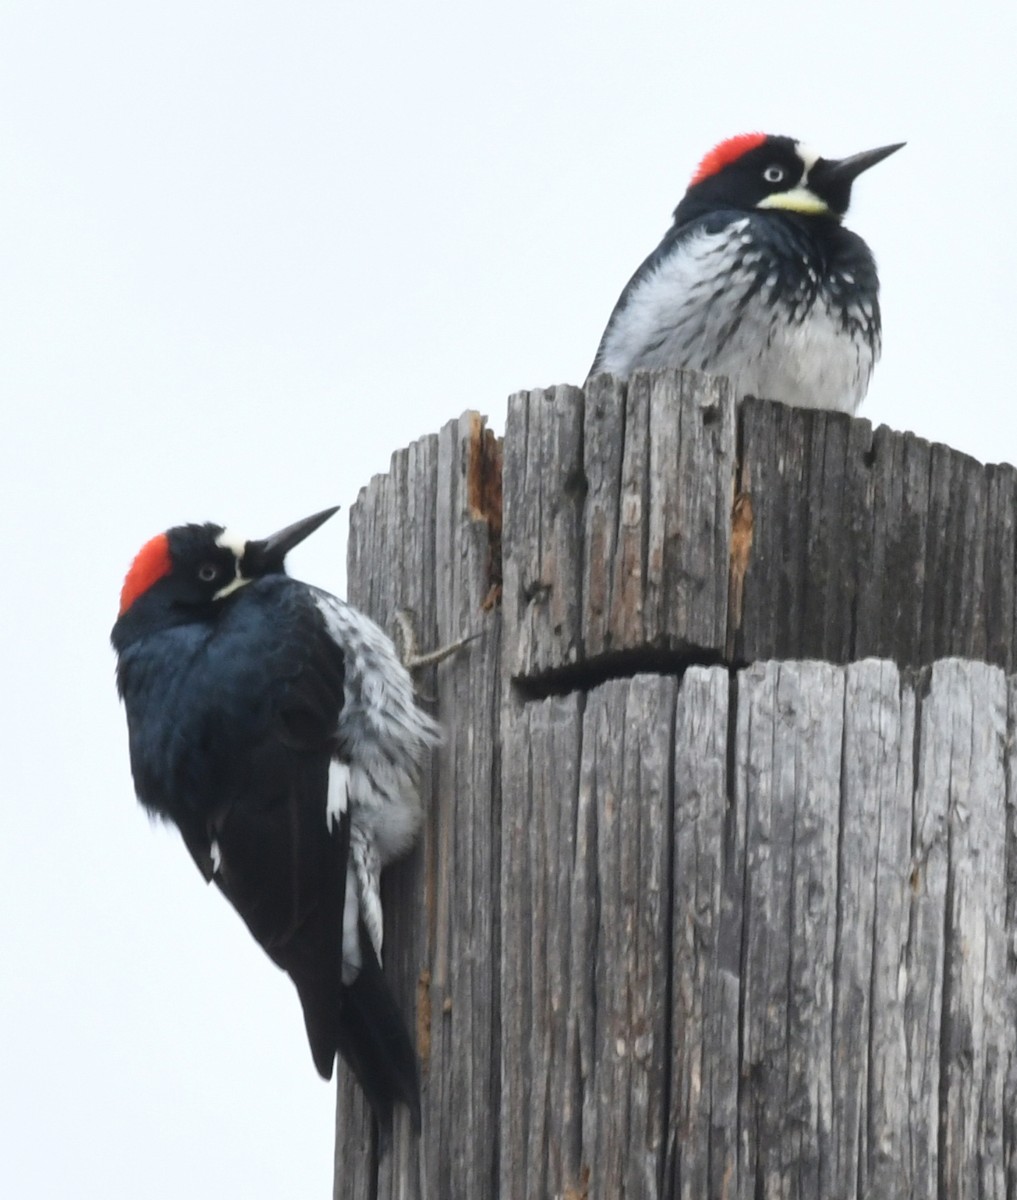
[611,385,628,612]
[1005,685,1017,1198]
[938,780,956,1200]
[799,419,818,666]
[783,682,801,1170]
[864,676,888,1189]
[726,399,751,663]
[582,694,601,1130]
[488,664,503,1197]
[639,384,652,632]
[723,668,745,1192]
[658,687,678,1200]
[832,678,848,1186]
[570,394,589,666]
[848,590,859,663]
[568,688,588,1200]
[1006,695,1017,976]
[510,644,734,701]
[904,672,926,1190]
[367,1124,380,1200]
[466,414,504,611]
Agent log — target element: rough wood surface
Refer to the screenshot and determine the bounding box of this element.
[501,383,586,677]
[338,413,502,1200]
[500,369,1017,681]
[338,391,1017,1199]
[503,371,734,681]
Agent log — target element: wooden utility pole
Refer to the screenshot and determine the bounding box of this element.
[334,370,1017,1200]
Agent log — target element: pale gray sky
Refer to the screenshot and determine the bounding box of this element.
[3,2,1015,1196]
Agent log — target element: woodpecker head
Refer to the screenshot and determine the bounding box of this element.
[675,133,904,225]
[113,506,340,636]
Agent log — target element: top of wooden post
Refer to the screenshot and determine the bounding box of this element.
[494,369,1017,686]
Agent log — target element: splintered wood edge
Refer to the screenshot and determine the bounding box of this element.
[466,412,504,609]
[727,485,754,660]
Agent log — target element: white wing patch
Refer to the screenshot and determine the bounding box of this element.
[210,840,222,874]
[352,824,384,961]
[310,590,442,981]
[326,760,351,832]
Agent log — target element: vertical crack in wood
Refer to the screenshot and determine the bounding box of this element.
[487,628,504,1199]
[904,667,927,1189]
[723,666,744,1200]
[416,968,432,1073]
[833,667,851,1194]
[728,491,754,663]
[727,403,753,664]
[562,1163,591,1199]
[640,380,653,646]
[658,679,678,1199]
[466,413,504,611]
[937,733,956,1200]
[569,691,590,1200]
[611,381,629,638]
[726,666,753,1200]
[1004,680,1017,1199]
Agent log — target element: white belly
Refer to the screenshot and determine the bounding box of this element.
[595,222,878,414]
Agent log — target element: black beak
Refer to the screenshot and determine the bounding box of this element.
[808,142,904,215]
[243,505,341,576]
[816,142,905,186]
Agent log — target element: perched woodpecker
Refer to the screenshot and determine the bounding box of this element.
[588,133,904,412]
[111,506,440,1140]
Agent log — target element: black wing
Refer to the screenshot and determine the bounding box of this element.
[161,580,419,1137]
[193,581,350,1079]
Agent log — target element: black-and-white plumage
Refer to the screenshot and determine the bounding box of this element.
[111,507,437,1139]
[589,133,903,413]
[311,585,438,974]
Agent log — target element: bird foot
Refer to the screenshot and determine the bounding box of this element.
[392,608,478,678]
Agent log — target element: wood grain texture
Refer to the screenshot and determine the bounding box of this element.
[338,413,502,1200]
[498,690,585,1198]
[338,380,1017,1198]
[336,637,1017,1196]
[499,370,1017,682]
[503,370,735,682]
[501,384,586,679]
[665,666,732,1200]
[840,660,915,1198]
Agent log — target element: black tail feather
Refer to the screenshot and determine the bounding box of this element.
[332,922,421,1142]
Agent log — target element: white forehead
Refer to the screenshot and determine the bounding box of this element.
[795,141,820,177]
[215,528,249,559]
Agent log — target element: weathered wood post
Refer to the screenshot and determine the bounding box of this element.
[335,370,1017,1200]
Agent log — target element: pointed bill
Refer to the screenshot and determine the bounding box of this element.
[818,142,905,186]
[243,505,341,575]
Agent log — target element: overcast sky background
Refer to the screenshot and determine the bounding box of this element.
[3,2,1015,1196]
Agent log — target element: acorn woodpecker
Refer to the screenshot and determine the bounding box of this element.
[588,133,904,412]
[111,506,440,1140]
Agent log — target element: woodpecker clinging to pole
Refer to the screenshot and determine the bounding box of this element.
[588,133,904,412]
[111,506,449,1141]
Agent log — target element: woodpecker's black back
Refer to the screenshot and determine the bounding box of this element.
[112,512,424,1140]
[588,133,902,412]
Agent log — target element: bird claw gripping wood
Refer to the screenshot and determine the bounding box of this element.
[392,608,478,692]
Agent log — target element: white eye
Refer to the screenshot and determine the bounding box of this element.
[198,563,218,582]
[763,165,785,183]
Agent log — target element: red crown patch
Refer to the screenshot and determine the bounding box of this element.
[119,532,172,616]
[689,132,768,187]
